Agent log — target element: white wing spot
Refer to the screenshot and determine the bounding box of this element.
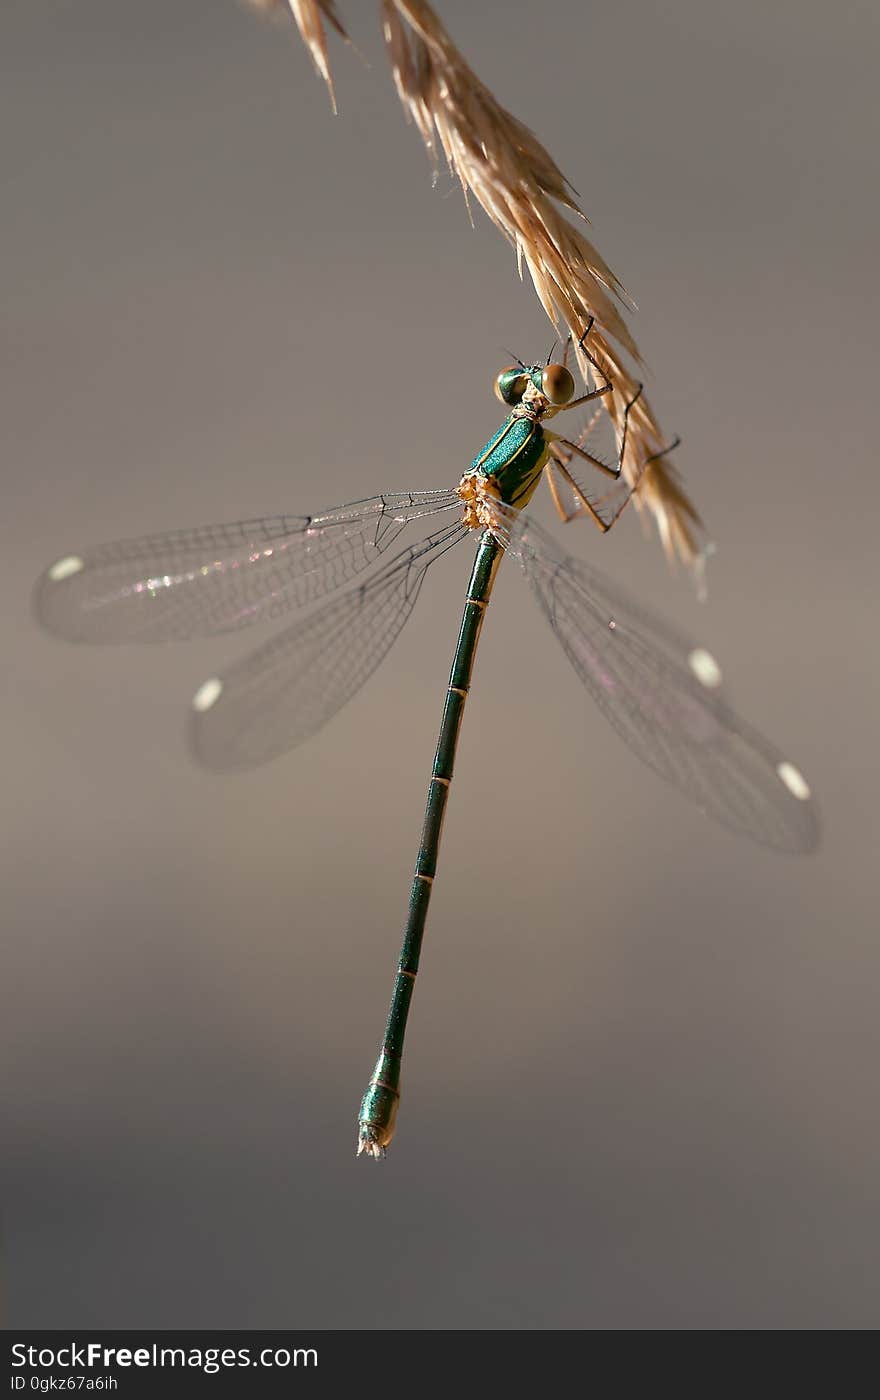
[688,647,722,688]
[192,677,223,713]
[776,761,811,801]
[48,555,84,582]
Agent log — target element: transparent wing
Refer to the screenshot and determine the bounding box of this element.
[190,521,469,772]
[491,503,818,853]
[34,490,461,643]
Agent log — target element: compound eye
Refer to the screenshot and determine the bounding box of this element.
[541,364,575,405]
[495,367,528,406]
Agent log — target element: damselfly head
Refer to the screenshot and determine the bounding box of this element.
[494,363,575,408]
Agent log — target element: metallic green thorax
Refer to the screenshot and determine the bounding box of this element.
[470,414,550,511]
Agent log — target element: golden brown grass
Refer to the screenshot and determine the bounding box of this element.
[249,0,704,568]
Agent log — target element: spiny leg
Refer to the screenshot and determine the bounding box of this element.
[561,316,616,413]
[546,457,614,532]
[596,433,682,534]
[548,380,644,482]
[550,318,673,533]
[545,369,615,529]
[546,431,681,534]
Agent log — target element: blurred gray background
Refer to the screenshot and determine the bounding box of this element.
[2,0,878,1329]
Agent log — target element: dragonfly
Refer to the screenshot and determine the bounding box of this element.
[34,325,818,1158]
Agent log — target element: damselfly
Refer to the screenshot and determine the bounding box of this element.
[34,327,818,1158]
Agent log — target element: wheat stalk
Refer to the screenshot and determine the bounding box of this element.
[250,0,705,568]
